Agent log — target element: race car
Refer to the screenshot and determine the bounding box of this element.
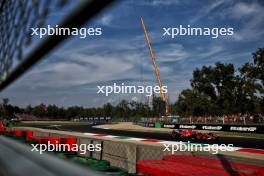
[171,129,219,141]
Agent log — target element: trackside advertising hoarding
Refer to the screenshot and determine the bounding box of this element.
[142,123,264,133]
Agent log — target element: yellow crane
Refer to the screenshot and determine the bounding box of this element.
[140,17,169,115]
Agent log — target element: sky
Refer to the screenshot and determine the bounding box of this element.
[1,0,264,108]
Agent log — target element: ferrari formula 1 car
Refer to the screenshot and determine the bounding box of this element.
[171,129,219,141]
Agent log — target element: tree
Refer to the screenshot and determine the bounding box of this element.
[117,100,130,119]
[177,48,264,116]
[253,48,264,85]
[103,103,113,117]
[190,62,237,114]
[239,48,264,113]
[2,98,9,106]
[175,89,216,116]
[152,95,166,116]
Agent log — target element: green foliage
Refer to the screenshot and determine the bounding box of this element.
[176,48,264,116]
[0,98,161,120]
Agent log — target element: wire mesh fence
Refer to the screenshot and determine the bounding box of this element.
[0,0,116,91]
[0,0,70,77]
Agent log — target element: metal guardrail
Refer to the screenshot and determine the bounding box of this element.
[0,136,106,176]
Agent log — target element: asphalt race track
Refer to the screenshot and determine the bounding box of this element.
[26,124,264,149]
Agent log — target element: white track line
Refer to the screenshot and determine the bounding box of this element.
[103,135,119,138]
[83,133,97,136]
[127,137,146,141]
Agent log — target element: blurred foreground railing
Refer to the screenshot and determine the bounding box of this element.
[0,136,105,176]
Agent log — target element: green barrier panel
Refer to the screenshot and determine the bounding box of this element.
[90,160,110,171]
[7,135,24,142]
[4,134,12,137]
[52,151,76,158]
[84,158,98,165]
[25,139,36,144]
[104,166,128,176]
[114,136,130,140]
[69,156,129,174]
[154,122,161,128]
[70,156,100,166]
[11,136,20,140]
[16,138,26,143]
[70,156,89,164]
[71,156,111,171]
[53,151,77,155]
[54,152,67,159]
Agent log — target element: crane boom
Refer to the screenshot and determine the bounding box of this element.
[140,17,169,115]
